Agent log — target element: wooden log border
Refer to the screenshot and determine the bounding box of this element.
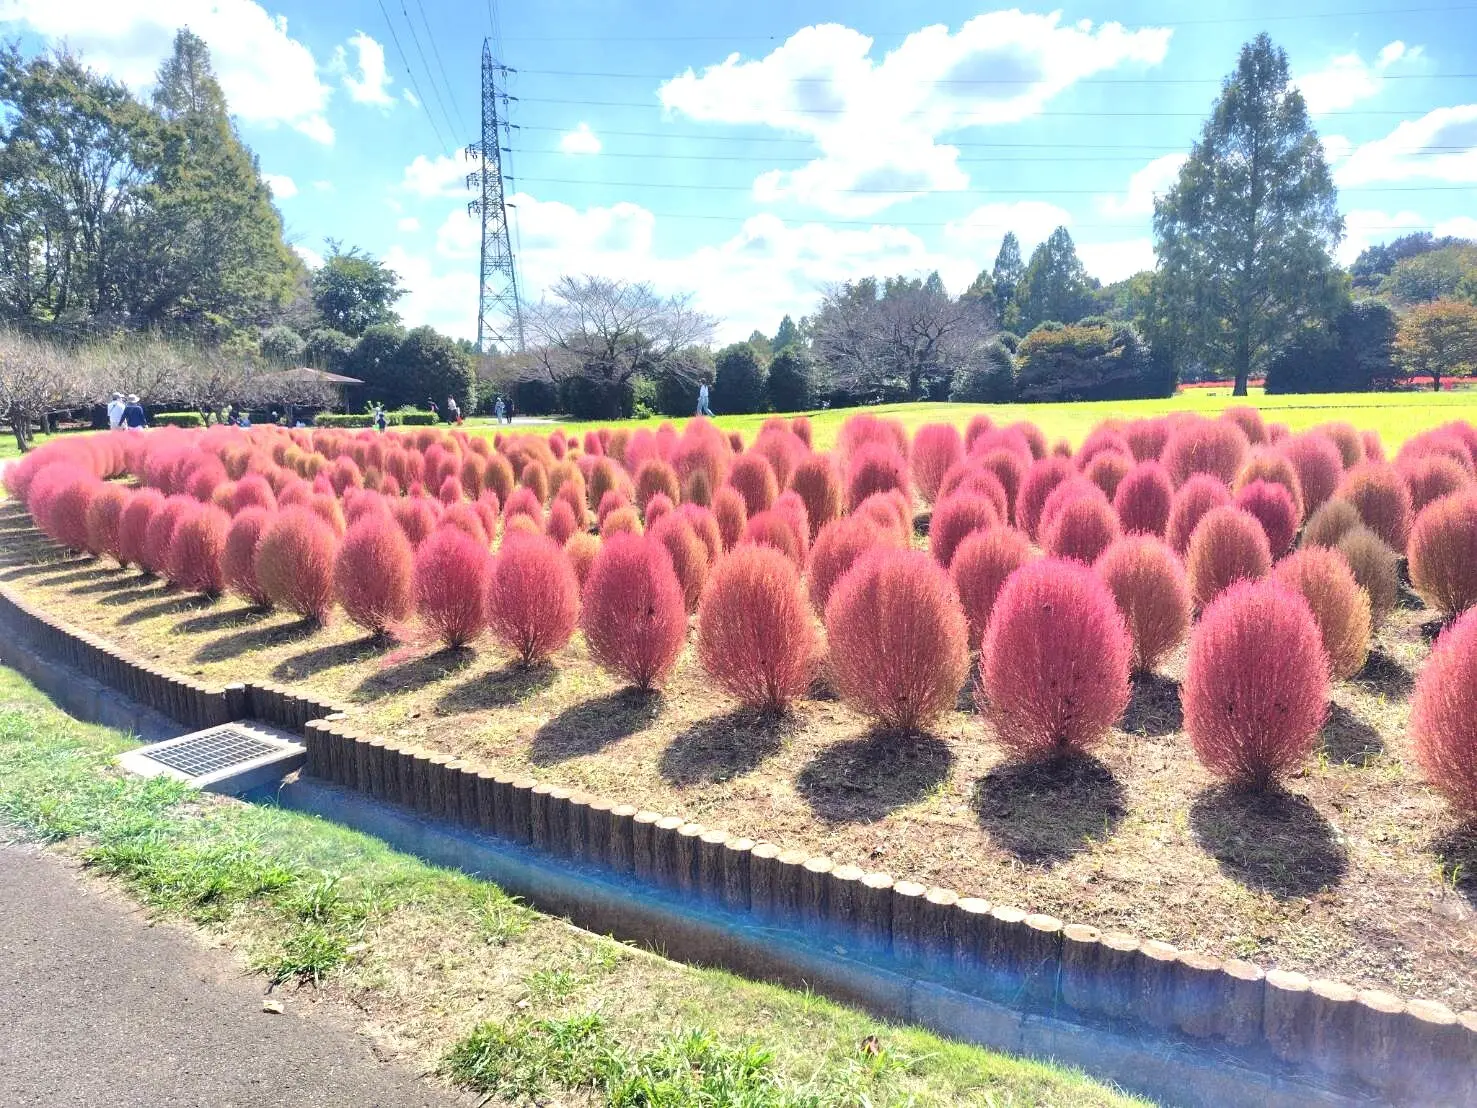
[1,578,1472,1106]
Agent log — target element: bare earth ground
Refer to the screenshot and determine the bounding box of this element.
[3,500,1474,1014]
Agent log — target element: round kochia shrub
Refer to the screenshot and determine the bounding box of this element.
[1338,463,1413,553]
[788,453,842,540]
[413,526,491,648]
[1041,490,1120,565]
[85,485,129,563]
[807,515,889,615]
[1016,455,1075,541]
[222,507,273,607]
[911,423,964,505]
[116,488,166,569]
[1281,433,1344,515]
[1186,505,1272,610]
[581,533,688,691]
[1233,478,1298,555]
[727,454,779,516]
[981,558,1132,759]
[486,533,580,665]
[1272,547,1371,680]
[1163,419,1250,487]
[142,496,197,576]
[1409,609,1477,822]
[696,545,817,713]
[1234,449,1305,522]
[951,527,1032,649]
[1183,579,1330,790]
[845,443,911,512]
[166,505,230,595]
[1302,499,1361,549]
[1113,460,1174,536]
[742,509,804,569]
[1408,491,1477,620]
[648,513,710,612]
[1402,455,1469,513]
[928,493,999,568]
[1166,474,1232,556]
[335,514,415,635]
[824,547,969,733]
[1095,536,1190,674]
[712,485,748,551]
[256,507,339,622]
[1337,525,1400,629]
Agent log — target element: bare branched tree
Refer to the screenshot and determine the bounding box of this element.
[520,275,716,417]
[0,330,90,450]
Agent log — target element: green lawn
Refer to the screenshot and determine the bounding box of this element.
[0,664,1146,1107]
[507,390,1477,453]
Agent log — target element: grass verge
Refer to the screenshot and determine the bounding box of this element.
[0,664,1145,1107]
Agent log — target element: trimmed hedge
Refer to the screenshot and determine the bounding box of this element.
[154,412,205,428]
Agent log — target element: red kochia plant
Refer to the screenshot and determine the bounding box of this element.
[845,443,911,511]
[581,533,688,691]
[1166,474,1232,555]
[1301,498,1361,549]
[1015,455,1075,541]
[1084,450,1131,501]
[937,461,1009,522]
[142,496,197,576]
[1401,455,1470,513]
[788,453,842,540]
[546,498,580,546]
[1409,609,1477,822]
[1185,505,1272,609]
[824,547,968,733]
[928,493,999,567]
[222,507,273,606]
[643,492,675,529]
[975,448,1026,523]
[742,509,804,569]
[727,454,779,516]
[1408,491,1477,620]
[1233,478,1298,555]
[167,505,230,595]
[1183,580,1329,789]
[697,544,817,713]
[40,473,99,551]
[1042,490,1121,565]
[1234,449,1305,522]
[950,527,1032,649]
[85,485,129,562]
[712,485,748,551]
[1337,525,1400,629]
[1272,547,1372,680]
[255,507,339,622]
[391,497,441,547]
[635,458,681,513]
[1338,463,1412,552]
[647,514,710,612]
[414,525,492,648]
[807,515,889,615]
[1318,421,1366,469]
[1095,536,1190,674]
[486,533,580,665]
[1162,419,1250,487]
[564,532,600,589]
[981,558,1131,759]
[335,514,415,635]
[1114,460,1174,536]
[911,423,964,505]
[676,503,722,566]
[1281,433,1344,515]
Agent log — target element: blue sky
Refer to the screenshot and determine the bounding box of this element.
[5,1,1476,345]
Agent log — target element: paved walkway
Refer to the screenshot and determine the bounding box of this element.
[0,841,461,1107]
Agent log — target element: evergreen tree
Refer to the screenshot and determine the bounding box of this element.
[397,326,476,411]
[746,329,774,363]
[312,243,404,337]
[766,348,814,412]
[1153,34,1344,395]
[713,342,767,413]
[260,324,305,366]
[347,322,407,404]
[991,232,1025,330]
[772,314,800,352]
[1016,227,1094,331]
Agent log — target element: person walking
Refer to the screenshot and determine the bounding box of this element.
[373,404,387,432]
[446,396,462,425]
[106,393,126,430]
[122,395,146,430]
[697,381,715,417]
[494,396,506,424]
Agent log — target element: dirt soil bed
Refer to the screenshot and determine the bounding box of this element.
[4,501,1474,1012]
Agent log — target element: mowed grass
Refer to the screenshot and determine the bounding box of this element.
[512,389,1477,452]
[0,665,1146,1107]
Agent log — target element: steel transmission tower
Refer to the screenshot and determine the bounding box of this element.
[467,41,524,353]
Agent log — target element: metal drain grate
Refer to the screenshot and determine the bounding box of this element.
[140,726,281,777]
[120,721,306,795]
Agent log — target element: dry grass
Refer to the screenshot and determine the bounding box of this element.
[4,498,1474,1014]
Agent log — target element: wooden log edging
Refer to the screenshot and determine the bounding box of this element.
[1,580,1473,1107]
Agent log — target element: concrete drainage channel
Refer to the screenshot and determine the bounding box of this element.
[2,584,1474,1108]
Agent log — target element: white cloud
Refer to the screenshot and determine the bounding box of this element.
[312,180,334,193]
[658,13,1171,214]
[1098,153,1186,217]
[1436,216,1477,240]
[943,201,1073,256]
[385,245,480,341]
[1077,238,1156,282]
[397,216,422,233]
[403,88,421,108]
[1295,40,1420,115]
[558,123,602,155]
[333,31,394,107]
[1336,103,1477,185]
[262,173,297,200]
[0,0,335,143]
[293,244,324,270]
[402,152,476,198]
[1337,209,1427,264]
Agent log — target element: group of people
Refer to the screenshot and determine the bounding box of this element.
[492,395,516,425]
[106,393,148,430]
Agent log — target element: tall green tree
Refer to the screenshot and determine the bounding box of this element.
[772,314,800,352]
[713,342,767,414]
[1016,227,1094,331]
[991,232,1025,331]
[311,243,404,336]
[1153,33,1344,395]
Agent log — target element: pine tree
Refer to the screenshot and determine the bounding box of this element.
[991,232,1025,331]
[1016,227,1094,331]
[1153,33,1344,395]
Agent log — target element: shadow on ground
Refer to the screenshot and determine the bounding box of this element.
[117,591,215,627]
[1320,702,1384,765]
[528,688,658,764]
[972,754,1126,863]
[274,635,389,681]
[1353,648,1414,700]
[796,729,953,824]
[175,605,272,636]
[1122,672,1183,737]
[354,644,475,701]
[1190,784,1348,897]
[437,660,556,714]
[1432,825,1477,909]
[194,616,319,663]
[658,707,792,787]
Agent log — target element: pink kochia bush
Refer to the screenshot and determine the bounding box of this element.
[845,443,910,512]
[255,507,340,622]
[167,505,230,596]
[1113,460,1174,536]
[116,488,165,569]
[1094,536,1191,674]
[807,515,889,615]
[1338,463,1413,553]
[335,514,415,635]
[696,544,817,713]
[413,526,491,648]
[980,558,1131,759]
[1166,474,1233,556]
[824,547,968,733]
[1185,505,1272,610]
[1233,478,1298,555]
[1016,456,1075,541]
[222,507,273,607]
[1041,489,1120,565]
[950,527,1032,649]
[928,493,999,568]
[486,533,580,665]
[911,423,964,505]
[1407,490,1477,620]
[581,533,687,691]
[1409,609,1477,822]
[1183,580,1330,790]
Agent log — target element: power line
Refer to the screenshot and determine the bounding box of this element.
[376,0,450,155]
[412,0,469,137]
[514,67,1477,86]
[399,0,461,146]
[511,177,1477,196]
[532,147,1471,164]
